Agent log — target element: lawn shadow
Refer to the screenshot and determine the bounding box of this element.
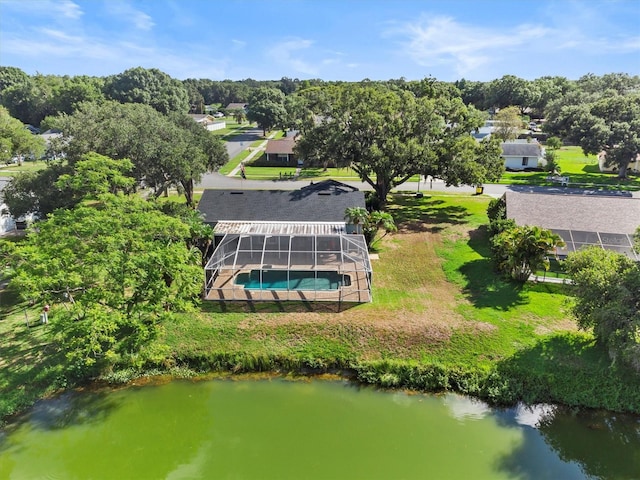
[459,226,529,310]
[201,300,359,314]
[390,194,471,233]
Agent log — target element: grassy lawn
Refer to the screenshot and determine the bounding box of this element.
[499,146,640,190]
[211,120,256,139]
[0,160,49,177]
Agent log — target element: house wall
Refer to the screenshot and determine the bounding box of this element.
[598,155,640,173]
[206,122,226,131]
[503,155,541,170]
[265,152,297,164]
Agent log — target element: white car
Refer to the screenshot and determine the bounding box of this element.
[213,112,224,118]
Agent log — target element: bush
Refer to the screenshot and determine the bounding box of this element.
[486,197,506,223]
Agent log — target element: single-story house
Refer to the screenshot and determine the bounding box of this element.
[196,180,372,303]
[598,151,640,174]
[264,136,298,165]
[501,140,545,171]
[188,114,225,131]
[504,190,640,259]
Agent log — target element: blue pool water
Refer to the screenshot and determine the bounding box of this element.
[235,270,350,290]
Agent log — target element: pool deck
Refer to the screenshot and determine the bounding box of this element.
[205,269,372,303]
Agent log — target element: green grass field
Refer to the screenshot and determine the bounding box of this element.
[500,146,640,190]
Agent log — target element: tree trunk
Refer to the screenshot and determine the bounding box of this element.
[374,179,390,210]
[183,179,194,207]
[617,162,629,179]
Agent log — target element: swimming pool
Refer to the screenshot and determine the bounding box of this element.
[235,270,351,290]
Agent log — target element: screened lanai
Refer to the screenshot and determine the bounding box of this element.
[204,222,372,303]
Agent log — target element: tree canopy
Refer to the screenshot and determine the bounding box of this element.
[6,193,203,375]
[49,101,228,206]
[564,247,640,372]
[0,106,45,163]
[103,67,189,114]
[246,87,287,135]
[493,106,523,141]
[296,83,503,208]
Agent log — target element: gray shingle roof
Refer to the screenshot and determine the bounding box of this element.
[505,191,640,234]
[501,142,543,157]
[197,180,366,225]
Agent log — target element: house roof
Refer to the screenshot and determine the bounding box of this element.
[226,103,247,110]
[188,114,214,123]
[505,191,640,234]
[197,180,365,225]
[501,142,543,157]
[265,137,296,155]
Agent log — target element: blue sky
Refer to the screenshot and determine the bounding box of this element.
[1,0,638,82]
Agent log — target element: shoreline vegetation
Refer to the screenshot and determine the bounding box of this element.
[2,191,639,427]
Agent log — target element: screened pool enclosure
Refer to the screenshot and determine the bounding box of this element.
[204,222,372,302]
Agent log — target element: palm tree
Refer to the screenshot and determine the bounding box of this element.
[492,225,565,282]
[344,207,369,235]
[344,207,397,247]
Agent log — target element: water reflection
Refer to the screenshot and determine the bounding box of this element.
[443,393,491,421]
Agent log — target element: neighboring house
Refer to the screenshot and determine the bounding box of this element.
[225,103,248,111]
[501,140,545,171]
[264,136,297,165]
[188,114,225,131]
[196,180,372,303]
[504,190,640,260]
[598,151,640,174]
[472,120,497,141]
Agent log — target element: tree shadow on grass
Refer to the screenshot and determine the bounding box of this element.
[390,195,471,233]
[459,258,528,310]
[459,226,529,310]
[201,300,359,314]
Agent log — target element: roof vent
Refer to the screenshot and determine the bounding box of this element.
[230,191,244,195]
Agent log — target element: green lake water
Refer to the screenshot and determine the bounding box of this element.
[1,377,639,479]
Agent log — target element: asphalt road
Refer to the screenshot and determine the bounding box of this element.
[223,126,264,159]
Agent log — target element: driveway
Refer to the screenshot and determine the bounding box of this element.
[224,126,264,159]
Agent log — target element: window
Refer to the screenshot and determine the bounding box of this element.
[522,157,529,166]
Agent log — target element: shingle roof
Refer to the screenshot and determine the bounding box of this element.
[197,180,365,225]
[265,137,296,155]
[226,103,247,110]
[501,142,543,157]
[505,191,640,234]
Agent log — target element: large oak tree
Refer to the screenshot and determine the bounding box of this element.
[295,83,503,208]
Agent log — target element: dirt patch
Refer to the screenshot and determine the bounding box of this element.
[232,230,472,356]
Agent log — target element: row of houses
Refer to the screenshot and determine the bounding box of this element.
[259,133,548,172]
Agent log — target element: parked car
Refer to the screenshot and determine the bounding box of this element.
[213,112,224,118]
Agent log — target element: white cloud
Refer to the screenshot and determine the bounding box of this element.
[265,38,319,76]
[386,15,547,77]
[385,12,639,78]
[232,39,247,49]
[104,1,154,31]
[57,0,83,19]
[0,0,83,20]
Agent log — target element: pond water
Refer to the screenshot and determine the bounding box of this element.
[1,377,638,479]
